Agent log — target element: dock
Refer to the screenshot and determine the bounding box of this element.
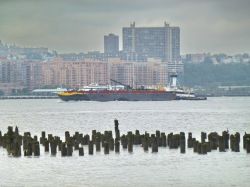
[0,96,58,100]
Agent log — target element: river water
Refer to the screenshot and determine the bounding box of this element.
[0,97,250,186]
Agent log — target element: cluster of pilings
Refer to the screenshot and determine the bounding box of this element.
[0,120,250,157]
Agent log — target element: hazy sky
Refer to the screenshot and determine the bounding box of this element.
[0,0,250,54]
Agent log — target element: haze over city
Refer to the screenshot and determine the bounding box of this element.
[1,0,250,54]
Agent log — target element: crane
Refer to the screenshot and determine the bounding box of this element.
[110,79,132,90]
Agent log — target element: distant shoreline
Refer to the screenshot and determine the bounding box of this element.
[0,96,59,100]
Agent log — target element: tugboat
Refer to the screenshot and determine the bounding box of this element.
[169,74,207,100]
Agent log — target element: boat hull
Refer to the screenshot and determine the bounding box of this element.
[58,91,176,102]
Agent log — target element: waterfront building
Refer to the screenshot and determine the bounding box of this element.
[104,34,119,57]
[40,58,169,90]
[109,59,168,88]
[122,22,180,62]
[41,58,109,88]
[0,59,42,94]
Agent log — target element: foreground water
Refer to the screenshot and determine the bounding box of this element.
[0,97,250,186]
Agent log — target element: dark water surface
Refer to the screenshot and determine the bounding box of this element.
[0,97,250,186]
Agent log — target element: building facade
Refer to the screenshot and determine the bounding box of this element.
[104,33,119,57]
[41,59,110,88]
[109,60,168,88]
[122,22,180,62]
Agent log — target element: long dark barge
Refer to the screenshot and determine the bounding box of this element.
[58,89,176,102]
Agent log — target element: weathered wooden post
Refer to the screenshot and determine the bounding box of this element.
[14,126,19,135]
[115,139,120,153]
[230,134,240,152]
[187,132,193,148]
[34,141,40,156]
[218,136,225,152]
[67,143,73,156]
[121,135,128,149]
[61,143,67,156]
[156,130,161,146]
[243,133,248,149]
[13,141,21,157]
[26,142,33,156]
[167,133,172,147]
[95,136,101,152]
[235,133,240,152]
[109,138,114,151]
[104,141,109,154]
[40,131,46,145]
[92,130,96,144]
[79,147,84,156]
[88,140,94,155]
[143,135,149,152]
[151,135,158,153]
[134,130,141,145]
[246,138,250,153]
[222,130,229,149]
[65,131,70,143]
[74,140,79,150]
[193,140,198,153]
[50,140,57,156]
[44,139,49,152]
[161,133,167,147]
[205,142,211,152]
[230,134,234,151]
[128,134,133,153]
[208,132,218,150]
[114,119,120,138]
[114,119,119,132]
[197,142,202,154]
[201,132,207,143]
[201,143,207,154]
[0,131,2,146]
[180,133,185,153]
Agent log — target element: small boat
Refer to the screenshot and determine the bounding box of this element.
[169,74,207,100]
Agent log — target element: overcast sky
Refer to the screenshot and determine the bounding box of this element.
[0,0,250,54]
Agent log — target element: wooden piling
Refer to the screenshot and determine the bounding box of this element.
[201,143,207,154]
[88,140,94,155]
[188,133,193,148]
[50,140,57,155]
[79,147,84,156]
[218,136,225,152]
[201,132,207,143]
[246,138,250,153]
[222,130,229,149]
[115,139,120,153]
[151,135,158,153]
[67,144,73,156]
[44,139,49,152]
[143,136,149,152]
[104,141,109,154]
[95,136,101,152]
[180,133,186,153]
[34,142,40,156]
[61,143,67,156]
[161,133,167,147]
[128,135,133,153]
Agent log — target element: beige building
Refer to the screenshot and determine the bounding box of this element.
[40,58,169,89]
[109,59,168,88]
[1,58,169,94]
[41,58,109,88]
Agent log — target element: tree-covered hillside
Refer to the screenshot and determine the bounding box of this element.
[183,63,250,87]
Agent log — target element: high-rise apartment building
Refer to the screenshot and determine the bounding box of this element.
[122,22,180,62]
[104,33,119,56]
